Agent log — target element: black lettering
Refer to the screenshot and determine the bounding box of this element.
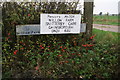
[48,26,53,29]
[64,29,70,32]
[68,22,76,25]
[66,19,74,21]
[31,31,33,33]
[48,15,60,18]
[52,29,60,33]
[46,22,50,25]
[49,19,52,21]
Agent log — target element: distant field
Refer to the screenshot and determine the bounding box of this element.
[93,15,118,26]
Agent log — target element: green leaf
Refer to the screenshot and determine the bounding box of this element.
[3,43,9,47]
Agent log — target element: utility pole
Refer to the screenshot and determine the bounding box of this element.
[83,0,94,37]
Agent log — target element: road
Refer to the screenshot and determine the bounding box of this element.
[93,24,120,33]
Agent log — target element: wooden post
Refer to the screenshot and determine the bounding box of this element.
[83,0,94,37]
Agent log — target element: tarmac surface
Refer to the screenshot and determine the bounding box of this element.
[93,24,120,33]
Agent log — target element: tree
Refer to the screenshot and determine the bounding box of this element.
[106,12,109,16]
[99,12,102,15]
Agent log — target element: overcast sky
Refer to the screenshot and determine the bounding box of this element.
[93,0,119,14]
[80,0,119,14]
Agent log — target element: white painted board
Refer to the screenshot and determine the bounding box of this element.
[16,25,40,35]
[16,23,86,35]
[80,23,86,32]
[40,14,81,34]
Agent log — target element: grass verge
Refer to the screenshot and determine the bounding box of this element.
[93,29,119,44]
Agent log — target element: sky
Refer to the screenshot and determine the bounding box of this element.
[93,0,119,14]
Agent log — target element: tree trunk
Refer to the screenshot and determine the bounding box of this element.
[83,1,94,37]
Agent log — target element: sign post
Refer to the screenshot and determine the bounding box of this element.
[83,0,94,37]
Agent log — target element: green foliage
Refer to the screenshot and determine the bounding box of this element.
[3,31,118,78]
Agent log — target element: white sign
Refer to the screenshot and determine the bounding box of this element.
[16,25,40,35]
[80,23,86,32]
[16,23,86,35]
[40,14,81,34]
